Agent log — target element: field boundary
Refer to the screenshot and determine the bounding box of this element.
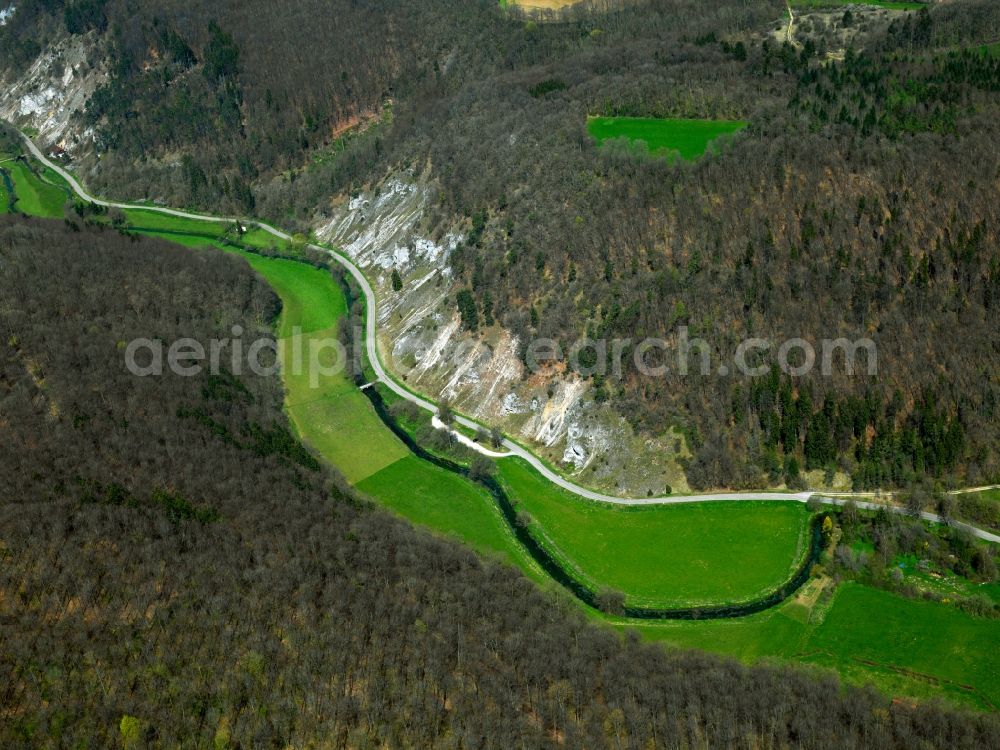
[360,377,827,619]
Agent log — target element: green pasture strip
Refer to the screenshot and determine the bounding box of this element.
[239,226,290,251]
[127,229,219,248]
[500,458,810,607]
[6,160,69,217]
[628,582,1000,710]
[228,252,405,483]
[807,584,1000,709]
[121,207,230,237]
[587,116,746,160]
[238,254,344,337]
[0,170,11,214]
[287,391,409,484]
[357,455,546,580]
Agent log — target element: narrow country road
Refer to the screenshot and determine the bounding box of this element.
[19,130,1000,544]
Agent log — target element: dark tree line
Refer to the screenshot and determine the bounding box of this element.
[2,217,1000,746]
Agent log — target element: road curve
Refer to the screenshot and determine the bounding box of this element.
[18,131,1000,544]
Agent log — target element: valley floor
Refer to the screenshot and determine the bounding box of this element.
[5,134,1000,711]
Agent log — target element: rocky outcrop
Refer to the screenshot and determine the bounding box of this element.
[0,34,105,152]
[316,174,691,495]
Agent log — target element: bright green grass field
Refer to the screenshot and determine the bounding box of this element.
[122,207,230,238]
[238,254,344,337]
[240,227,289,251]
[807,584,1000,705]
[501,459,809,607]
[128,230,218,249]
[288,390,409,483]
[232,254,409,483]
[358,455,545,580]
[790,0,924,9]
[587,116,746,160]
[7,161,69,218]
[0,174,10,214]
[631,583,1000,710]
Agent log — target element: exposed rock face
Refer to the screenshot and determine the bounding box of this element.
[1,36,691,494]
[0,34,105,152]
[316,174,691,495]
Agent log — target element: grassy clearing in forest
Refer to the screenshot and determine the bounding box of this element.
[587,116,746,160]
[238,254,343,337]
[287,390,409,483]
[232,253,409,483]
[500,458,810,607]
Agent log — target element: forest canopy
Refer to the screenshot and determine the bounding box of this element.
[2,0,999,491]
[1,216,999,746]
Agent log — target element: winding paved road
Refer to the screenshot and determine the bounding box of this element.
[19,130,1000,544]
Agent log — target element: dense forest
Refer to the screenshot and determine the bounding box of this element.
[2,217,1000,746]
[2,0,999,491]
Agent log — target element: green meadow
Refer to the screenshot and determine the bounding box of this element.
[357,455,544,579]
[221,249,540,575]
[501,458,810,607]
[233,253,410,484]
[121,207,230,238]
[0,173,11,213]
[5,160,70,217]
[238,254,343,338]
[629,583,1000,710]
[587,116,746,160]
[288,390,409,483]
